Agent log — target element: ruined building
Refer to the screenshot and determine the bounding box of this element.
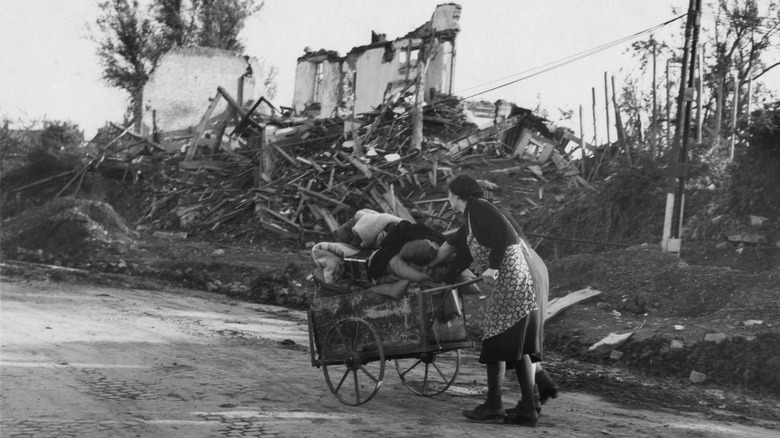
[292,3,461,119]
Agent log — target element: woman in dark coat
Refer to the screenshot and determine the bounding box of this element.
[427,174,547,426]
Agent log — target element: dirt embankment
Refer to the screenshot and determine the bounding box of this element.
[543,245,780,394]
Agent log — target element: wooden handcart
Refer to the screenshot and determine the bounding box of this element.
[308,276,481,406]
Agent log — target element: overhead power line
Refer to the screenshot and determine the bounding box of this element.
[455,13,688,101]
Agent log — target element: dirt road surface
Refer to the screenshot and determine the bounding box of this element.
[1,276,777,438]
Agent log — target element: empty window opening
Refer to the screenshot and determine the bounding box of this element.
[313,62,325,103]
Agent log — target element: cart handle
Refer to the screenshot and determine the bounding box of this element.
[417,277,484,294]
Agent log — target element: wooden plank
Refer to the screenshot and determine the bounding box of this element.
[179,160,227,171]
[230,96,278,137]
[186,92,221,160]
[258,219,298,239]
[546,287,602,322]
[307,203,340,233]
[217,86,247,119]
[11,169,76,193]
[297,186,349,208]
[101,123,134,151]
[412,197,449,205]
[296,156,324,172]
[489,165,524,174]
[377,186,415,222]
[271,144,299,166]
[109,122,166,151]
[339,151,372,178]
[589,332,634,351]
[369,188,395,216]
[256,204,303,230]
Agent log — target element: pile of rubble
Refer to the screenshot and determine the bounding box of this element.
[76,88,591,242]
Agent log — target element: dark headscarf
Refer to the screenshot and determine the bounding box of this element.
[448,174,483,200]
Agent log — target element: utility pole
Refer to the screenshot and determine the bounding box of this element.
[662,0,702,254]
[579,104,587,176]
[696,46,704,143]
[592,87,598,145]
[651,39,658,161]
[746,74,753,147]
[666,60,671,149]
[604,72,611,146]
[730,72,740,159]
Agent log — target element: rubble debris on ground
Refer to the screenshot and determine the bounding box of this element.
[46,85,597,244]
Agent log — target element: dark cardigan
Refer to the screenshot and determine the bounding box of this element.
[446,199,521,279]
[368,220,445,280]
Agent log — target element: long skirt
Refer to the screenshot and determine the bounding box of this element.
[478,314,532,363]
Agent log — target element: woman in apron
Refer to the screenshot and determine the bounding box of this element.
[427,174,543,426]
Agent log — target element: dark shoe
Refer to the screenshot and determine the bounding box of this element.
[504,409,538,427]
[463,404,505,421]
[536,369,559,405]
[505,386,541,416]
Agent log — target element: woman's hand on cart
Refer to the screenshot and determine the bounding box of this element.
[481,268,498,283]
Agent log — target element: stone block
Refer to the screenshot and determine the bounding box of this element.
[689,370,707,383]
[704,332,727,344]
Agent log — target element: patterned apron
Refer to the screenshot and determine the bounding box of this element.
[467,217,537,339]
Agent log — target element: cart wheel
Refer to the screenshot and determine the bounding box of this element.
[321,318,385,406]
[395,349,461,397]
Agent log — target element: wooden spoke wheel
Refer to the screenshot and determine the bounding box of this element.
[321,318,385,406]
[395,349,461,397]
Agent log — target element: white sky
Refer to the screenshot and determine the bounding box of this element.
[1,0,778,140]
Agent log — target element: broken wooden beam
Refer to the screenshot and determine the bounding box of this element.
[412,197,449,205]
[258,219,298,239]
[271,144,299,166]
[11,169,76,193]
[546,287,602,322]
[589,332,633,351]
[186,92,222,160]
[307,203,340,234]
[297,186,349,208]
[231,96,274,137]
[109,122,167,151]
[255,204,304,231]
[338,151,372,178]
[296,156,324,172]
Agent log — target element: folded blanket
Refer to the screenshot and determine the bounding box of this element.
[311,242,361,283]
